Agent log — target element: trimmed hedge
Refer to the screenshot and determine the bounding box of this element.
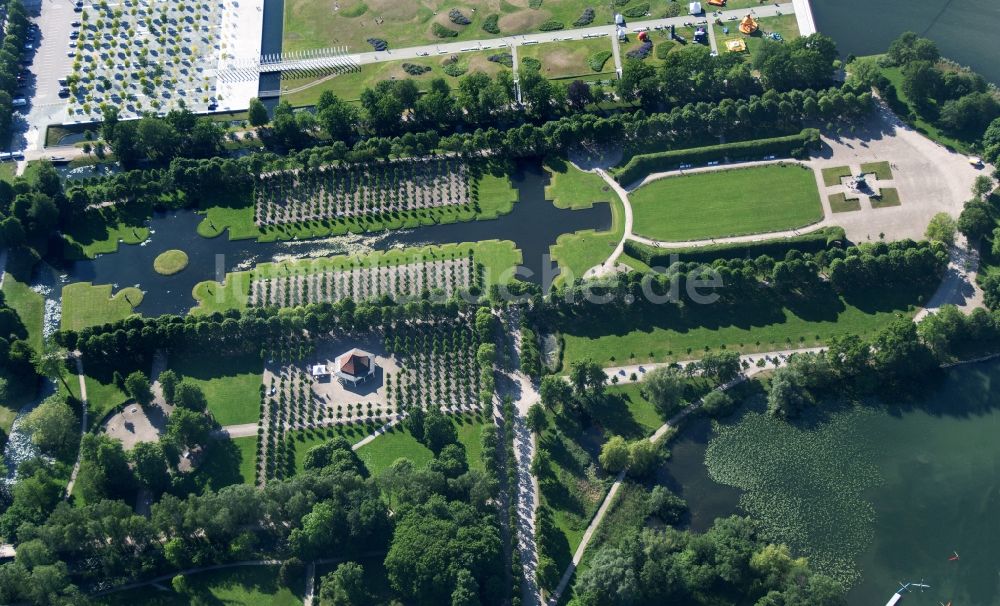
[588,50,613,72]
[623,226,847,266]
[538,20,565,31]
[482,14,500,34]
[613,129,821,185]
[622,2,650,18]
[432,22,459,38]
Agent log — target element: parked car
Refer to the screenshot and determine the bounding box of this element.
[71,20,82,27]
[58,88,70,97]
[11,98,27,108]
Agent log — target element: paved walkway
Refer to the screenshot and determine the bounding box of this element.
[584,168,633,278]
[914,236,984,320]
[303,561,316,606]
[64,354,89,499]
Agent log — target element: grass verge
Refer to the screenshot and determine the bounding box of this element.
[829,193,861,213]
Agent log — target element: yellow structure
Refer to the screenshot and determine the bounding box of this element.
[738,14,759,34]
[725,39,747,53]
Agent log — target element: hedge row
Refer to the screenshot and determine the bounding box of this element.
[623,226,847,265]
[612,128,821,185]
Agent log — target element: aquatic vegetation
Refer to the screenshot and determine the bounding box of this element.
[705,408,882,585]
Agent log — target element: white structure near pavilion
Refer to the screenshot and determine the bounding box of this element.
[689,1,703,14]
[334,349,376,385]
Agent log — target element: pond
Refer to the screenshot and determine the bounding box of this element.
[812,0,1000,85]
[659,360,1000,605]
[57,160,609,317]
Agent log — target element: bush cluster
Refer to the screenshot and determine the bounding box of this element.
[432,22,458,38]
[626,40,653,60]
[573,7,595,26]
[482,13,500,34]
[622,2,650,18]
[488,53,513,67]
[366,37,388,51]
[538,20,565,31]
[448,8,471,25]
[588,50,613,72]
[401,63,431,76]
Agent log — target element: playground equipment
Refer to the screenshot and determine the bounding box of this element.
[708,0,726,6]
[738,14,759,34]
[638,30,649,42]
[725,39,747,52]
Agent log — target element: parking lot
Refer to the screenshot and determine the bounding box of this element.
[13,0,76,151]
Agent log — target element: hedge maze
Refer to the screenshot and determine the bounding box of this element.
[248,255,478,307]
[254,156,473,226]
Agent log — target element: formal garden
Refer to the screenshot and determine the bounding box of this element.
[629,163,824,241]
[254,315,486,484]
[66,0,231,121]
[255,155,473,226]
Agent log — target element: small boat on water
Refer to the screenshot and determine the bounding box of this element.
[886,581,931,606]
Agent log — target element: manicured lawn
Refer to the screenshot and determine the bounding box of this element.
[2,275,44,353]
[183,436,258,492]
[283,0,613,54]
[62,211,150,259]
[356,425,434,476]
[544,160,624,284]
[153,249,189,275]
[95,565,303,605]
[234,436,258,484]
[61,282,143,332]
[196,171,518,242]
[605,383,662,436]
[169,352,263,426]
[821,165,852,187]
[871,187,902,209]
[518,38,617,80]
[191,240,522,314]
[829,193,861,213]
[861,161,893,180]
[561,289,925,369]
[629,164,823,242]
[454,413,488,472]
[282,50,510,106]
[84,375,130,429]
[0,161,16,183]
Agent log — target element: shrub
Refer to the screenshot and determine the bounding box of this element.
[573,7,595,27]
[402,63,431,76]
[488,53,513,67]
[538,20,564,31]
[612,129,821,185]
[529,0,542,7]
[443,62,467,77]
[521,56,542,72]
[662,3,683,17]
[626,40,653,60]
[655,40,676,59]
[432,22,459,38]
[366,38,388,51]
[622,2,650,18]
[482,13,500,34]
[448,8,471,25]
[623,226,846,266]
[588,50,613,72]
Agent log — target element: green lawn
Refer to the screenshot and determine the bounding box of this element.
[61,283,143,332]
[629,164,823,242]
[191,240,522,315]
[561,291,924,369]
[169,352,263,426]
[84,375,130,429]
[861,161,893,180]
[234,436,258,484]
[714,13,801,59]
[196,171,518,243]
[282,50,510,106]
[518,38,617,81]
[62,212,150,259]
[829,193,861,213]
[356,426,434,475]
[2,275,44,354]
[871,187,902,209]
[0,161,16,183]
[544,160,624,284]
[283,0,614,54]
[821,165,852,187]
[95,565,303,606]
[604,383,662,437]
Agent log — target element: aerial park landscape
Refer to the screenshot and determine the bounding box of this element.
[0,0,998,604]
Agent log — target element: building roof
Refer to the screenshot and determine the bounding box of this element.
[336,349,374,377]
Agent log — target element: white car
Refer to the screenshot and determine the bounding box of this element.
[417,51,429,56]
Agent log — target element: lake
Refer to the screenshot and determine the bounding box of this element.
[812,0,1000,84]
[660,360,1000,605]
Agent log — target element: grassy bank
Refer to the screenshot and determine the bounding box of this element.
[61,283,143,332]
